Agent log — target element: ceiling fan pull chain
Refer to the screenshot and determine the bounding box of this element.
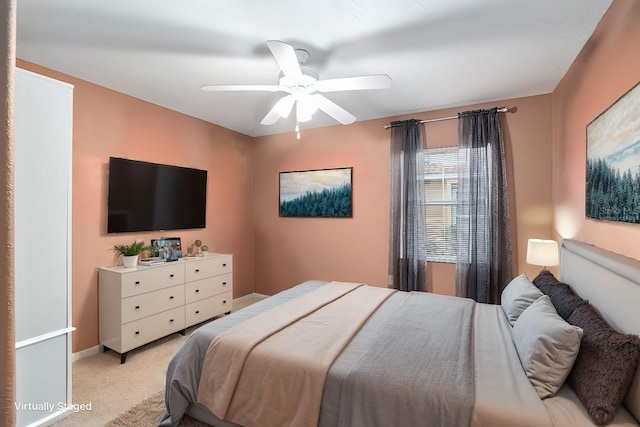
[295,122,301,140]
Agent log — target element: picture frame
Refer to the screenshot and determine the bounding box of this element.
[279,167,353,217]
[150,237,182,261]
[586,81,640,224]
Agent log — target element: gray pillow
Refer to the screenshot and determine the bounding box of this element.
[501,274,544,326]
[512,295,583,399]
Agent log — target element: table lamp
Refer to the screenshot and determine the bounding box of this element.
[526,239,559,270]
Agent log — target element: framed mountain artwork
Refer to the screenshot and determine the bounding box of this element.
[279,167,353,218]
[586,81,640,224]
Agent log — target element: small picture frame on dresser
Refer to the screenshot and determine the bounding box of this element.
[150,237,182,261]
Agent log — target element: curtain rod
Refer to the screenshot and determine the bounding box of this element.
[382,107,510,129]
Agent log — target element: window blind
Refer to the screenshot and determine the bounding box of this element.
[424,147,458,262]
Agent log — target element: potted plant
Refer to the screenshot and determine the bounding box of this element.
[113,240,149,268]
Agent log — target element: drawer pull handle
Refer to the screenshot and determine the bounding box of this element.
[170,274,174,278]
[195,269,200,273]
[222,263,227,267]
[223,300,227,304]
[169,296,174,300]
[135,305,140,310]
[169,319,174,323]
[135,331,140,335]
[195,289,200,293]
[135,281,140,285]
[195,310,200,314]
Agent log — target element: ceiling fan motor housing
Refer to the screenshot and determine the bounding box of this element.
[278,66,319,93]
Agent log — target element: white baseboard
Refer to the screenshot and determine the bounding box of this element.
[234,292,268,302]
[72,345,100,362]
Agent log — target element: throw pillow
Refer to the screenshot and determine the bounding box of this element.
[501,274,544,326]
[566,303,640,426]
[512,295,583,399]
[533,270,587,320]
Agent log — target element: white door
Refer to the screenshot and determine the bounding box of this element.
[14,68,74,427]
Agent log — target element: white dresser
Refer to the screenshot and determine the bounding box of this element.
[99,253,232,363]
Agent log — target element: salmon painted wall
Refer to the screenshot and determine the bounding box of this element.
[552,0,640,260]
[24,0,635,350]
[253,94,554,296]
[17,60,255,352]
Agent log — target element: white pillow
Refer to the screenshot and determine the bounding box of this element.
[512,295,583,399]
[501,273,544,326]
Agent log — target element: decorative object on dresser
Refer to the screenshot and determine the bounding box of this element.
[150,237,182,261]
[99,253,233,363]
[187,239,205,257]
[112,240,150,268]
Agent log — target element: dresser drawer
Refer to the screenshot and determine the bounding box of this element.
[120,264,185,298]
[185,255,232,282]
[185,291,232,327]
[185,273,232,303]
[121,306,185,353]
[121,284,185,324]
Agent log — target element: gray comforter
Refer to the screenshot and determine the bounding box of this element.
[319,290,475,427]
[159,280,475,427]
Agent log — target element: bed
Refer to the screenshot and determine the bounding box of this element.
[158,239,640,427]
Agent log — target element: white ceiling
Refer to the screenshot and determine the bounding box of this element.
[16,0,612,138]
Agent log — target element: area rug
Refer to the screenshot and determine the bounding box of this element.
[105,390,210,427]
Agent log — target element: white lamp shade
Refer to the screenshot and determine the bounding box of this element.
[526,239,559,267]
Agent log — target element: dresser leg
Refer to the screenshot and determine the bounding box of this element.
[225,311,231,315]
[180,329,186,336]
[120,352,128,364]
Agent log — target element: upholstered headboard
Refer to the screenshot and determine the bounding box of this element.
[560,239,640,421]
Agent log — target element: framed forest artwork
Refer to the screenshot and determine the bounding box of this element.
[279,167,353,217]
[586,81,640,224]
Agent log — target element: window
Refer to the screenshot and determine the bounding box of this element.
[424,147,458,262]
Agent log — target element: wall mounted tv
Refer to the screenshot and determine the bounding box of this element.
[107,157,207,234]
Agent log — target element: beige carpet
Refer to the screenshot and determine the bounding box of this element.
[52,294,265,427]
[104,390,208,427]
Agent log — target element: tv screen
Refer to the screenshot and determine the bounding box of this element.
[107,157,207,234]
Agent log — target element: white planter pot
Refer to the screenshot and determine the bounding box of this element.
[122,255,138,268]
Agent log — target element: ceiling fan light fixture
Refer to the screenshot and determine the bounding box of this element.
[296,97,318,122]
[296,112,313,123]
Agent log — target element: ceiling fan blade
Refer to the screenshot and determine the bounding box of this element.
[310,94,356,125]
[261,95,295,125]
[315,74,392,93]
[266,40,302,78]
[201,84,283,92]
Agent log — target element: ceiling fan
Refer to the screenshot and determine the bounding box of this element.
[201,40,392,134]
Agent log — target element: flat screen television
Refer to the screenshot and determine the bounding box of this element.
[107,157,207,234]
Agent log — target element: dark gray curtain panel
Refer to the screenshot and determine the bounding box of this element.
[388,119,427,292]
[455,108,512,304]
